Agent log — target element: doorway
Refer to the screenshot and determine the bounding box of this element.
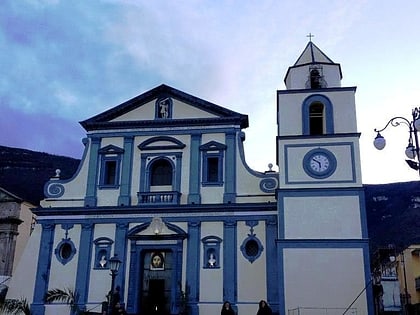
[147,279,166,314]
[141,251,171,315]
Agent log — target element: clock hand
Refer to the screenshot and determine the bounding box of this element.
[312,158,321,167]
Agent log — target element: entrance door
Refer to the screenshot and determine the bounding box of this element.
[141,251,171,315]
[148,279,166,314]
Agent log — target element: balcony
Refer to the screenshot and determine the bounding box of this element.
[137,191,181,205]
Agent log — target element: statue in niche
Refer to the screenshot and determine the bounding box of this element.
[158,98,170,118]
[208,251,217,267]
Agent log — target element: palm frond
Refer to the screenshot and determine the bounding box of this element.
[0,298,31,315]
[45,288,82,314]
[44,288,77,305]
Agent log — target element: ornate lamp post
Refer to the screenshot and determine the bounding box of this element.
[108,254,122,315]
[373,107,420,174]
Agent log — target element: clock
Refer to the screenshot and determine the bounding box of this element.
[303,148,337,178]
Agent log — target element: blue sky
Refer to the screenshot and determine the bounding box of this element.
[1,0,420,184]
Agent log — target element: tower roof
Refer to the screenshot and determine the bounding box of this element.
[293,41,335,66]
[284,41,343,88]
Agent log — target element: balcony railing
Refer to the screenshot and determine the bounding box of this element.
[288,307,357,315]
[137,191,181,205]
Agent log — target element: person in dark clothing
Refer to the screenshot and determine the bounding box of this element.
[221,301,235,315]
[256,300,272,315]
[112,302,127,315]
[108,285,121,314]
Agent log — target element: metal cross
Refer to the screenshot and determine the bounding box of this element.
[307,33,314,42]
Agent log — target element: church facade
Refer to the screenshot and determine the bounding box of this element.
[7,42,373,315]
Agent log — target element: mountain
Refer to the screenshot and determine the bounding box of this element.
[365,181,420,251]
[0,145,80,206]
[0,145,419,251]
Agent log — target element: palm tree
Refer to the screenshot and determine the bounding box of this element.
[0,297,31,315]
[44,288,81,314]
[0,288,84,315]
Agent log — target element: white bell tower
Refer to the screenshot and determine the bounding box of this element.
[276,39,373,315]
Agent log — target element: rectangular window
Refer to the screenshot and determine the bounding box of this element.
[104,160,117,185]
[202,152,223,186]
[207,157,219,182]
[99,158,120,188]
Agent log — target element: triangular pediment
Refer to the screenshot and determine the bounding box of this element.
[200,141,227,151]
[98,144,124,154]
[127,218,187,240]
[80,84,248,131]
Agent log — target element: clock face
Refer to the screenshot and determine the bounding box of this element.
[303,149,337,178]
[309,153,330,173]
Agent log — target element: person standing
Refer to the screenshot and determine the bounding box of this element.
[112,302,128,315]
[221,301,235,315]
[108,285,121,314]
[256,300,272,315]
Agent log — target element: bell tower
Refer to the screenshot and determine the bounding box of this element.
[276,40,373,314]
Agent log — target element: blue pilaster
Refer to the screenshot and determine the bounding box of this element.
[118,136,134,206]
[188,133,201,204]
[74,223,94,312]
[223,131,236,203]
[186,221,200,315]
[276,241,285,315]
[223,219,237,305]
[363,242,374,315]
[139,154,147,193]
[84,137,101,207]
[31,223,55,315]
[172,241,184,315]
[114,222,128,300]
[266,217,279,313]
[126,240,138,314]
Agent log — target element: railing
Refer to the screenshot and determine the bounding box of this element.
[288,307,357,315]
[137,191,181,205]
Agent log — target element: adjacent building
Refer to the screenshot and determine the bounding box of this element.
[0,187,35,301]
[397,245,420,314]
[7,41,373,315]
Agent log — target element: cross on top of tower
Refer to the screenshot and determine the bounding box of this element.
[307,33,314,42]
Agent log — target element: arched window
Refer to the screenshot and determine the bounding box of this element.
[310,69,322,89]
[307,66,327,89]
[309,102,324,135]
[151,159,172,186]
[302,94,334,135]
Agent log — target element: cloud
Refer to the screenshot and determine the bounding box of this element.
[2,0,420,183]
[0,105,85,159]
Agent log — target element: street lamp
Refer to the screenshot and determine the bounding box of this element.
[108,254,122,315]
[373,107,420,174]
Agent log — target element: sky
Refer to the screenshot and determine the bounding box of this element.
[1,0,420,184]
